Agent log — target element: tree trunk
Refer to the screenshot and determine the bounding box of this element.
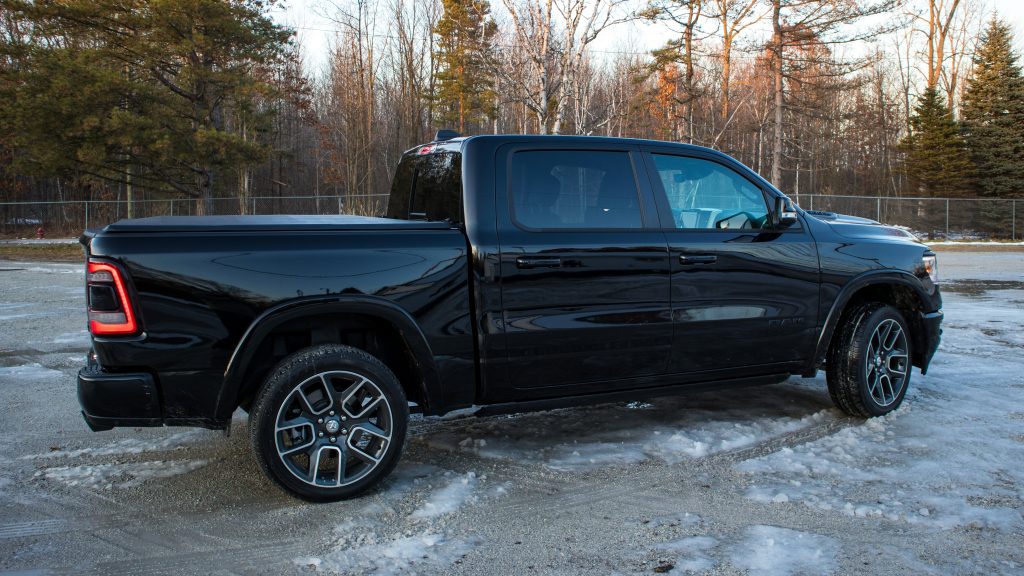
[771,0,784,187]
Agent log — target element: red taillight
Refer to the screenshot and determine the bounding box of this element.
[87,260,138,335]
[417,145,435,155]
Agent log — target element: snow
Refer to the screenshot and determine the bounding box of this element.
[654,536,717,573]
[729,525,839,576]
[296,464,483,574]
[420,400,832,472]
[0,363,64,379]
[38,459,209,490]
[302,533,476,575]
[737,289,1024,531]
[23,430,208,460]
[52,330,90,346]
[410,472,479,519]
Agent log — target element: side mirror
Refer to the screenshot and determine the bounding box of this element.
[771,196,799,228]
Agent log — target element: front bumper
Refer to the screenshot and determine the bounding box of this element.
[919,309,943,375]
[78,365,162,431]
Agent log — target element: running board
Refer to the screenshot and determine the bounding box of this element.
[474,373,790,417]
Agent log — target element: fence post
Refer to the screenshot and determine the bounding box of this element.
[84,201,89,230]
[945,199,950,239]
[810,195,814,210]
[1013,200,1017,241]
[877,197,881,222]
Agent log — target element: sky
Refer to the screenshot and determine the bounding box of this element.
[270,0,1024,76]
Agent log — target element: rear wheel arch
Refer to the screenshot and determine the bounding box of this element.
[816,273,933,372]
[218,298,441,420]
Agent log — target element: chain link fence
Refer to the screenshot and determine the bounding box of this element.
[0,194,389,237]
[798,195,1018,241]
[0,193,1018,240]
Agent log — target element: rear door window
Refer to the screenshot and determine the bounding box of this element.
[510,150,642,229]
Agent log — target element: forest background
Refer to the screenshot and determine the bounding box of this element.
[0,0,1022,235]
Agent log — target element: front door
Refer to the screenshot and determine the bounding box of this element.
[642,149,820,376]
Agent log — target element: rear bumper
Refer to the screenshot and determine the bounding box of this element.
[78,366,162,431]
[919,309,943,375]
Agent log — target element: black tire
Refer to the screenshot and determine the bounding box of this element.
[249,344,408,501]
[827,303,912,418]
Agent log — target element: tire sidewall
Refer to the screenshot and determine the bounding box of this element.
[250,345,408,501]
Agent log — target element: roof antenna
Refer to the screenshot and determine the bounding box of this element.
[434,129,461,142]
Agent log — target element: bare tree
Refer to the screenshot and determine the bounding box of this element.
[712,0,760,123]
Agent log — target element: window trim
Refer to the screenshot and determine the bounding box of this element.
[504,146,655,233]
[641,148,803,233]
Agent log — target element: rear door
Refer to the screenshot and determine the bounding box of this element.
[494,143,672,395]
[641,147,820,375]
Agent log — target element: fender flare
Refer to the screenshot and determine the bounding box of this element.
[215,295,441,420]
[813,269,933,367]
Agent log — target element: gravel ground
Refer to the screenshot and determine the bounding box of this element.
[0,251,1022,576]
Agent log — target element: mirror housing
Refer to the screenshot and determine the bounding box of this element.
[771,196,799,228]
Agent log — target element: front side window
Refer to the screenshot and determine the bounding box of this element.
[511,150,642,229]
[652,154,768,230]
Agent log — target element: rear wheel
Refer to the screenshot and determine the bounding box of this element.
[827,303,911,417]
[249,344,408,501]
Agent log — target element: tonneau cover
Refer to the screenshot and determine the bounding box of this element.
[101,215,456,233]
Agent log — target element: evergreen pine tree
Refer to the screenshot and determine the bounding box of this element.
[433,0,497,133]
[960,18,1024,200]
[901,87,974,198]
[0,0,291,213]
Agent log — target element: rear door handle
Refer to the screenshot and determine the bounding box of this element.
[516,256,562,269]
[678,254,717,265]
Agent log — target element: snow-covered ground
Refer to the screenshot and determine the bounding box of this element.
[0,251,1022,575]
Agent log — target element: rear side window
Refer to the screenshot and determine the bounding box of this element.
[652,154,768,230]
[386,152,462,222]
[510,150,642,229]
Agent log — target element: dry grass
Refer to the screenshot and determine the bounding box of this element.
[0,244,85,262]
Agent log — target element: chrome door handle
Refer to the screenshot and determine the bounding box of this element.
[678,255,717,265]
[516,256,563,269]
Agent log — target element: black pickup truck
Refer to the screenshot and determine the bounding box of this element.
[78,134,942,500]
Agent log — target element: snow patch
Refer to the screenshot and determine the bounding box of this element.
[39,460,208,489]
[420,397,833,472]
[53,330,90,345]
[737,292,1024,531]
[300,534,476,575]
[24,430,207,460]
[0,363,64,379]
[655,536,717,573]
[730,525,838,576]
[410,472,479,519]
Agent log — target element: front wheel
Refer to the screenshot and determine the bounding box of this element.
[827,303,912,418]
[249,344,408,501]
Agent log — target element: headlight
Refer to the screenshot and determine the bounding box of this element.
[922,254,938,284]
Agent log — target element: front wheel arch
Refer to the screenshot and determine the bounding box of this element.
[815,275,934,374]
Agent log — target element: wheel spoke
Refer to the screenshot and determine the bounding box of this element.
[347,438,382,465]
[866,369,880,397]
[276,415,314,433]
[352,421,390,441]
[340,377,383,419]
[878,321,894,350]
[319,374,339,407]
[279,435,316,457]
[880,375,894,404]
